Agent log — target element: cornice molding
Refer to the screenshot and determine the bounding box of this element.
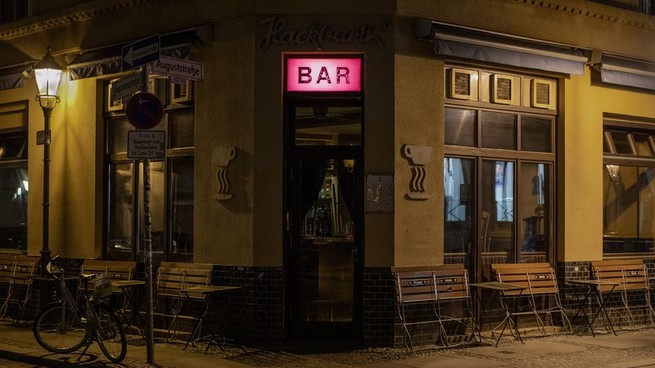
[513,0,653,30]
[0,0,154,40]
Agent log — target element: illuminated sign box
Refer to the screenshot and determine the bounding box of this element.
[286,57,362,92]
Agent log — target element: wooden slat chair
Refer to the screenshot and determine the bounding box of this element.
[0,254,17,319]
[77,260,137,332]
[591,259,655,329]
[432,264,477,346]
[3,256,40,323]
[392,264,476,350]
[155,262,213,340]
[492,262,572,336]
[77,260,136,298]
[392,266,439,351]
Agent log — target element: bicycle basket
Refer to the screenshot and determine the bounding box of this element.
[93,274,113,299]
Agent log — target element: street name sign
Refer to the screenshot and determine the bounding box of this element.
[122,34,160,71]
[111,72,146,102]
[128,130,165,159]
[150,55,204,82]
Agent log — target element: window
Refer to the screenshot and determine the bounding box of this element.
[0,0,29,24]
[603,119,655,254]
[0,102,28,252]
[105,79,194,262]
[590,0,652,14]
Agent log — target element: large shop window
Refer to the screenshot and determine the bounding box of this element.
[603,120,655,255]
[443,66,556,277]
[0,102,28,252]
[105,78,194,262]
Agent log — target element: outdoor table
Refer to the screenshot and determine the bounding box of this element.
[470,281,527,347]
[112,279,146,336]
[180,285,241,352]
[567,279,618,336]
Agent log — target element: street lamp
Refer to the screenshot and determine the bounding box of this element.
[34,46,63,276]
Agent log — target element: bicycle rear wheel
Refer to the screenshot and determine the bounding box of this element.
[33,302,87,353]
[94,304,126,363]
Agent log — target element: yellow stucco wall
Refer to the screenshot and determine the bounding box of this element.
[560,71,655,262]
[18,74,102,259]
[393,54,443,267]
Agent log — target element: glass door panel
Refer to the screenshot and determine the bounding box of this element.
[444,157,475,267]
[519,163,549,263]
[291,157,358,329]
[481,160,514,281]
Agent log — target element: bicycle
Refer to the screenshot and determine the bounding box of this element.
[33,256,127,363]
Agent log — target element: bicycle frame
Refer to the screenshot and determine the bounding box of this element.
[34,261,127,363]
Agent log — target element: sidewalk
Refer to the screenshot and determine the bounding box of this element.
[1,321,655,367]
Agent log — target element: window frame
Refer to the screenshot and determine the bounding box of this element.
[602,117,655,256]
[103,78,195,262]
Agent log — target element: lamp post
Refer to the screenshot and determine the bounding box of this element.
[34,47,63,276]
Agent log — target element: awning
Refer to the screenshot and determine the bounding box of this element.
[0,65,27,91]
[68,28,201,80]
[415,19,588,75]
[598,54,655,91]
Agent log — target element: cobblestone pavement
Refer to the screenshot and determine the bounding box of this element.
[2,324,655,368]
[189,330,655,368]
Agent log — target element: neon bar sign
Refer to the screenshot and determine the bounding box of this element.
[286,58,361,92]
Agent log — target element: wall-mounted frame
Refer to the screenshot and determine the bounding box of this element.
[447,68,478,101]
[491,74,519,105]
[170,80,193,104]
[366,174,393,212]
[531,79,556,109]
[106,81,124,112]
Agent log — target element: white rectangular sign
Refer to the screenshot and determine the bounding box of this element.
[150,56,203,82]
[111,73,145,102]
[128,130,165,159]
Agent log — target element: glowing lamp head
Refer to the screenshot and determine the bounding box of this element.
[34,47,63,108]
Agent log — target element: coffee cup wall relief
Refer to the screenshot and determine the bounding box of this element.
[402,144,432,200]
[212,146,237,201]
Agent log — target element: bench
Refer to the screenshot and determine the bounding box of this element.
[492,262,572,336]
[0,254,40,322]
[155,262,213,340]
[392,264,476,350]
[590,259,655,328]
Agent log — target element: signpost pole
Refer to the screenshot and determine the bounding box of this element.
[122,36,162,364]
[143,156,154,364]
[139,65,155,365]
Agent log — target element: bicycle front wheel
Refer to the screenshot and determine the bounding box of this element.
[33,302,87,353]
[94,304,126,363]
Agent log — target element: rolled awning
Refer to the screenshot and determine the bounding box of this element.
[0,65,27,91]
[598,54,655,91]
[68,28,201,80]
[415,19,588,75]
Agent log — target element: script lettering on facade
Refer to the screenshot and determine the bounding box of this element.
[258,15,386,50]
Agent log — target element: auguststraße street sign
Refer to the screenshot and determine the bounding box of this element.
[149,55,204,82]
[122,34,160,71]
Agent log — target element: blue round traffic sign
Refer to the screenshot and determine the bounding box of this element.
[125,92,163,129]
